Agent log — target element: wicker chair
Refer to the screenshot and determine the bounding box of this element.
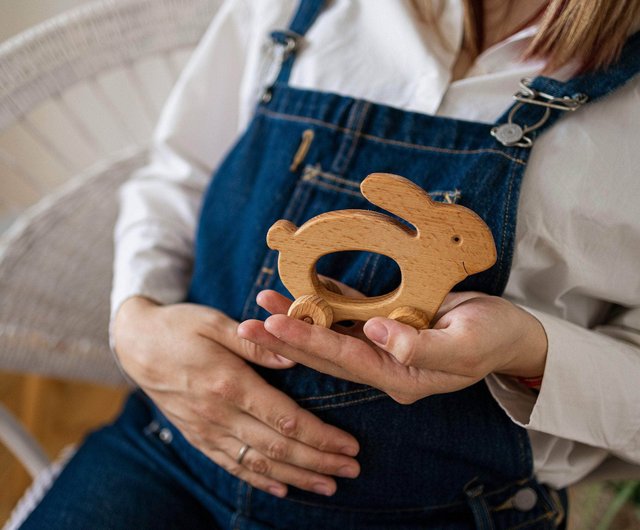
[0,0,217,526]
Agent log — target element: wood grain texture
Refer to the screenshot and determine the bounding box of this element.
[267,173,496,329]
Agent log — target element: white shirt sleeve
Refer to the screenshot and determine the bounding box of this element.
[110,0,256,321]
[486,305,640,487]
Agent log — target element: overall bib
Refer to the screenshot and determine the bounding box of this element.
[145,2,639,529]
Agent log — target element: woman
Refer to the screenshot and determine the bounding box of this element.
[22,0,640,528]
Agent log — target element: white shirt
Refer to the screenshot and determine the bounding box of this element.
[111,0,640,489]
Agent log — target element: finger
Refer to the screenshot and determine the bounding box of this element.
[176,413,339,498]
[166,418,289,498]
[260,315,474,402]
[235,442,338,497]
[232,411,360,478]
[242,316,368,383]
[256,289,293,315]
[204,432,339,497]
[237,319,297,367]
[363,317,463,372]
[232,365,360,457]
[165,402,350,497]
[198,308,295,369]
[262,314,398,389]
[198,438,290,498]
[432,291,488,323]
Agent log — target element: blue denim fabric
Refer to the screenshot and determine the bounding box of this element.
[181,4,640,525]
[22,392,567,530]
[20,1,640,528]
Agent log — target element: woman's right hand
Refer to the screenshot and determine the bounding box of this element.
[112,297,360,498]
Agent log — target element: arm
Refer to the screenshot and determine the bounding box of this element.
[111,0,255,318]
[485,304,640,485]
[111,0,360,497]
[242,288,640,487]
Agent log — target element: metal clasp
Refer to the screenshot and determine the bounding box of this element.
[259,30,301,103]
[491,78,588,147]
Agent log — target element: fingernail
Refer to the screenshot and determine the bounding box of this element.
[274,354,292,364]
[312,483,335,496]
[340,445,359,456]
[365,321,388,345]
[268,485,286,498]
[337,465,359,478]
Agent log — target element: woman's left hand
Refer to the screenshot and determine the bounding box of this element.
[238,288,548,404]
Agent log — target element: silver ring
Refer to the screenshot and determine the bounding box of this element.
[236,444,251,465]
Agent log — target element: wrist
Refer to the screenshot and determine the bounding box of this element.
[115,296,160,327]
[113,296,161,361]
[497,305,548,379]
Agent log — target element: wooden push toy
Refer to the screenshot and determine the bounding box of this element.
[267,173,496,330]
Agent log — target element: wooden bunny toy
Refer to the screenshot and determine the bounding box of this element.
[267,173,496,330]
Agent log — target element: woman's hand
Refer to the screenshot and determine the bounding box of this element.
[238,289,548,405]
[112,297,360,498]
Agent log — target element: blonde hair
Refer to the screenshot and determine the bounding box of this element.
[412,0,640,73]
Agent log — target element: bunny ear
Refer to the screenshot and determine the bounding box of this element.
[360,173,435,230]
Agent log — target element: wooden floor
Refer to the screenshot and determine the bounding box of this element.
[0,371,126,525]
[1,371,638,529]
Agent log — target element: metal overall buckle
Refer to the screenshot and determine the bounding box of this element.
[260,30,302,103]
[491,78,588,148]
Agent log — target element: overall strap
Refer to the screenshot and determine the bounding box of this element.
[493,30,640,148]
[267,0,326,88]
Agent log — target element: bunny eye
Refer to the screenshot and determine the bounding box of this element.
[451,235,462,245]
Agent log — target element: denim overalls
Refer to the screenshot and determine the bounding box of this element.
[17,2,640,528]
[23,4,633,530]
[148,2,640,528]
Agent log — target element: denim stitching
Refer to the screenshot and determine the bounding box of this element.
[547,489,566,527]
[239,182,311,320]
[334,101,362,164]
[307,393,388,411]
[257,264,276,287]
[240,278,261,321]
[302,164,462,204]
[364,252,383,294]
[231,480,244,526]
[337,101,372,174]
[360,133,527,165]
[302,164,360,188]
[290,177,314,223]
[283,476,536,513]
[256,108,527,165]
[306,164,460,199]
[245,485,253,519]
[331,100,365,174]
[441,190,462,203]
[297,387,381,401]
[304,178,364,198]
[537,486,562,523]
[356,251,375,292]
[494,158,518,293]
[505,512,554,530]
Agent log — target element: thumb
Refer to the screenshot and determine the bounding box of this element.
[363,317,454,369]
[197,308,296,369]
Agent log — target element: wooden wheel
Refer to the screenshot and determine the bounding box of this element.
[388,306,430,330]
[288,295,334,328]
